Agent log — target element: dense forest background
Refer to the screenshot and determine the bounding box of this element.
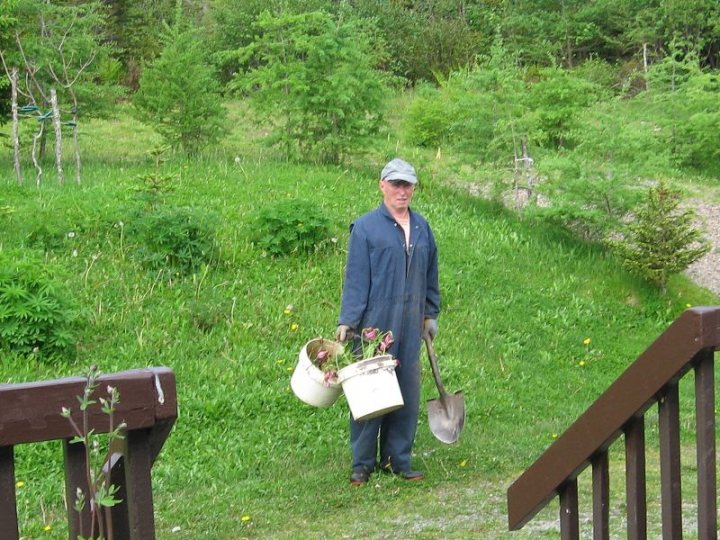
[2,0,719,254]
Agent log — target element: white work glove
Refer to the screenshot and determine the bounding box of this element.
[423,318,438,340]
[336,324,352,342]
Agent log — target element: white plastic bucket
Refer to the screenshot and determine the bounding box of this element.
[338,355,404,421]
[290,338,343,408]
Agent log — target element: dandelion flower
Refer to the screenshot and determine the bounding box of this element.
[583,338,591,346]
[290,323,299,331]
[686,303,692,308]
[459,459,467,468]
[15,481,25,489]
[579,360,586,367]
[284,304,293,315]
[43,525,52,532]
[552,433,558,439]
[241,515,251,523]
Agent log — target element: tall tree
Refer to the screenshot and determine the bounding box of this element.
[348,0,482,84]
[103,0,176,89]
[237,10,388,164]
[210,0,333,84]
[0,0,19,124]
[133,1,226,155]
[0,0,122,183]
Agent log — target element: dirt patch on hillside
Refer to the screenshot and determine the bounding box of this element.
[685,201,720,296]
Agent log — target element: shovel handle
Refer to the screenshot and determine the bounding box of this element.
[424,335,449,397]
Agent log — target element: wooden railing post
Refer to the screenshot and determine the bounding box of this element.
[559,479,579,540]
[695,350,717,540]
[63,439,94,539]
[109,452,130,540]
[0,446,19,540]
[658,382,682,538]
[591,451,609,540]
[124,428,156,540]
[624,416,646,540]
[508,307,720,536]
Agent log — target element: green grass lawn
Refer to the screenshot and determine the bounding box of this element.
[1,110,718,539]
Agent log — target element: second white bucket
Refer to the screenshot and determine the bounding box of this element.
[338,355,404,421]
[290,338,343,408]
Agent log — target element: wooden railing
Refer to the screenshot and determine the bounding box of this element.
[0,367,177,540]
[507,306,720,539]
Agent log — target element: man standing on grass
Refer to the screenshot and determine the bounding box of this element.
[336,157,441,485]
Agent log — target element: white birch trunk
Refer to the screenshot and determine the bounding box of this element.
[70,94,81,184]
[50,88,64,185]
[72,120,81,184]
[31,121,44,187]
[10,67,22,184]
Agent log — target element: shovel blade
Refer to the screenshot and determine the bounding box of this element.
[427,391,465,444]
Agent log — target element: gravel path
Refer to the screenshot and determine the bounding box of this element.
[685,202,720,296]
[460,179,720,296]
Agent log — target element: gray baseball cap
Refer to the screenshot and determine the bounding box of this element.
[381,158,417,184]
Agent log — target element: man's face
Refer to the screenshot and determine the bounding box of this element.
[380,179,415,213]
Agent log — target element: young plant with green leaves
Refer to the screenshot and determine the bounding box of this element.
[611,181,710,292]
[0,250,76,359]
[61,366,125,540]
[253,199,332,257]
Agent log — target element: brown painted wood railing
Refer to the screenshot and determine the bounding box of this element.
[0,367,177,540]
[507,306,720,539]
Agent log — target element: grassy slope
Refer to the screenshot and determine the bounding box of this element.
[1,110,718,539]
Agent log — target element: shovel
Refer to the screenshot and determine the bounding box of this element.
[424,335,465,444]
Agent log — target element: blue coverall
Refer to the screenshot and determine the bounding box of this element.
[338,202,441,473]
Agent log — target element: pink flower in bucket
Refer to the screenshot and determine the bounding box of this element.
[377,331,394,354]
[358,327,394,360]
[315,349,330,368]
[305,328,396,387]
[362,328,379,341]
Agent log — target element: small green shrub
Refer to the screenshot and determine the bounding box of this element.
[610,181,711,291]
[130,206,219,276]
[253,199,331,257]
[404,84,452,148]
[131,145,178,209]
[0,251,76,359]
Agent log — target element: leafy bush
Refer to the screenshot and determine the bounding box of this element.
[660,72,720,174]
[0,251,76,359]
[130,206,219,275]
[404,84,453,148]
[525,66,604,149]
[531,154,644,242]
[253,199,332,257]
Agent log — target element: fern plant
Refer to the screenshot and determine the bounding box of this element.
[253,199,332,257]
[130,206,218,276]
[0,251,76,358]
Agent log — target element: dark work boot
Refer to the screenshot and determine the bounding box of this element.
[349,467,370,485]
